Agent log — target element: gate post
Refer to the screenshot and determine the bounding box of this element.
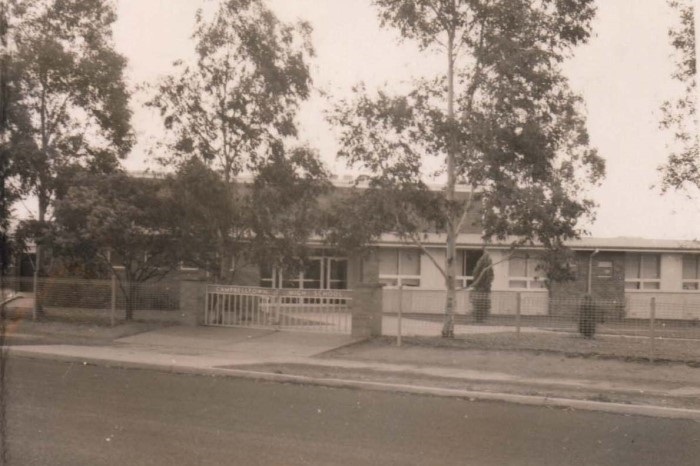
[351,283,383,338]
[179,279,207,326]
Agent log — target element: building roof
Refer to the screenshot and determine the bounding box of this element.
[372,233,700,253]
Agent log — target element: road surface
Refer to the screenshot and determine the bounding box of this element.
[3,357,699,465]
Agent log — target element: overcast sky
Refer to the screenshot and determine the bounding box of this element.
[112,0,700,241]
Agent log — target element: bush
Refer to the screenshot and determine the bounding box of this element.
[579,295,596,338]
[472,292,491,323]
[470,253,494,323]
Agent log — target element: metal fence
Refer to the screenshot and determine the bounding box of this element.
[2,277,180,313]
[382,289,700,363]
[206,285,352,334]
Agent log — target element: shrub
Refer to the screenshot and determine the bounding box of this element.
[470,253,494,323]
[579,294,596,338]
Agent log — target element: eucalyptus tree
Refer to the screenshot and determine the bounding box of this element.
[330,0,604,337]
[6,0,133,310]
[147,0,322,281]
[660,0,698,191]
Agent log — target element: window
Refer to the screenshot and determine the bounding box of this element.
[625,254,660,290]
[379,248,421,287]
[457,250,483,288]
[260,255,347,290]
[260,263,282,288]
[327,258,348,289]
[682,255,700,290]
[508,255,546,289]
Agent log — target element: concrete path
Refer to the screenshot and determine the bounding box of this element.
[116,325,357,363]
[8,325,359,368]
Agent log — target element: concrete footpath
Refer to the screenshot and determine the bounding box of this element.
[6,325,700,421]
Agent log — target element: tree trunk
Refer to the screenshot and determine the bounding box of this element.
[442,29,457,338]
[32,194,47,318]
[218,231,229,283]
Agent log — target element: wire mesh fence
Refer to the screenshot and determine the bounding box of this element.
[2,276,180,313]
[382,289,700,363]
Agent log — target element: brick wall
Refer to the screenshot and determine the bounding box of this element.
[549,251,625,318]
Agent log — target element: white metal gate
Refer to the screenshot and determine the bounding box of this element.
[205,285,352,334]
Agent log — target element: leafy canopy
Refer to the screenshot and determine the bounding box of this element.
[146,0,314,181]
[52,171,179,284]
[10,0,133,198]
[660,0,698,192]
[330,0,604,258]
[147,0,327,281]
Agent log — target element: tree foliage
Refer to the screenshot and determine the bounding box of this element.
[329,0,604,336]
[249,147,331,271]
[2,0,132,310]
[52,172,178,319]
[165,148,332,281]
[165,158,245,278]
[660,0,698,191]
[0,0,32,277]
[146,0,314,181]
[148,0,326,282]
[9,0,133,199]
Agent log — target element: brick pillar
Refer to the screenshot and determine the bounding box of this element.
[351,284,383,338]
[349,248,383,338]
[178,279,207,326]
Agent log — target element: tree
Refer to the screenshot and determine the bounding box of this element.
[166,147,331,283]
[52,172,178,320]
[6,0,133,311]
[329,0,604,337]
[146,0,317,281]
[660,0,698,191]
[165,157,248,278]
[0,0,17,282]
[248,146,331,273]
[0,0,33,283]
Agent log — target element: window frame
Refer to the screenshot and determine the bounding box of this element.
[507,254,547,291]
[260,255,348,290]
[378,248,422,288]
[457,249,484,289]
[682,254,700,291]
[624,253,661,292]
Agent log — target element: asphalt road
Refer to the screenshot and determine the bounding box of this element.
[2,357,699,466]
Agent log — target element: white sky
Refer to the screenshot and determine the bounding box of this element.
[112,0,700,241]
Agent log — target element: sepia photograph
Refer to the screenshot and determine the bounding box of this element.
[1,0,700,464]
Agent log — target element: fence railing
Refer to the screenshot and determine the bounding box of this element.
[382,289,700,321]
[382,289,700,362]
[206,285,352,334]
[2,276,180,312]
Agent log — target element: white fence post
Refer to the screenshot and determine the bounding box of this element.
[110,273,116,327]
[516,292,522,340]
[649,297,656,362]
[275,289,281,329]
[204,285,209,325]
[397,285,403,347]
